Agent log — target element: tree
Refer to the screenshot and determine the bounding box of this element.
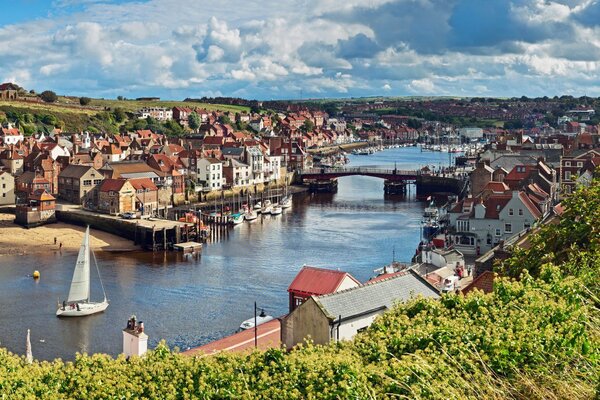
[79,97,91,106]
[40,90,57,103]
[302,119,315,132]
[113,107,126,123]
[218,115,231,125]
[117,96,124,101]
[188,112,201,132]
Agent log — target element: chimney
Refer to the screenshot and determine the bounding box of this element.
[122,315,148,358]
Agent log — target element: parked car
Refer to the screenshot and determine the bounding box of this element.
[121,212,136,219]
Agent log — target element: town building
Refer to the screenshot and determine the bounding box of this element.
[197,158,224,190]
[287,266,360,313]
[15,189,56,227]
[58,165,104,206]
[97,179,136,215]
[0,170,15,205]
[281,270,439,348]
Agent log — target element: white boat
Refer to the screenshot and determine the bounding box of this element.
[56,227,108,317]
[239,312,275,330]
[245,209,258,221]
[271,205,282,215]
[261,199,272,215]
[253,202,262,212]
[280,195,292,209]
[230,213,244,225]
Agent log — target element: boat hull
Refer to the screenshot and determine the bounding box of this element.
[56,301,109,317]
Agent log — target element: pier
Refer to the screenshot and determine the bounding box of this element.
[56,209,196,251]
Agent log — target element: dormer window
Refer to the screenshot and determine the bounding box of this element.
[496,205,501,211]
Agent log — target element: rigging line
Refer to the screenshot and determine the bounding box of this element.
[91,248,108,301]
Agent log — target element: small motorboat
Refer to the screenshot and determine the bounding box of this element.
[230,213,244,225]
[253,202,262,212]
[245,210,258,221]
[239,310,274,330]
[270,205,282,215]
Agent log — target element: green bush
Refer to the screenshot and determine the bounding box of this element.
[0,180,599,399]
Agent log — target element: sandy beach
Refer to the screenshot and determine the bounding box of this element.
[0,213,140,256]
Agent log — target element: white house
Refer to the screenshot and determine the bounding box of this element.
[0,126,23,145]
[245,146,264,184]
[197,158,224,190]
[448,190,542,255]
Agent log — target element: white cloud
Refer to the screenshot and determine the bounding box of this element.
[1,0,600,99]
[408,78,436,94]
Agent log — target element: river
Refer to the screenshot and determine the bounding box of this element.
[0,146,454,360]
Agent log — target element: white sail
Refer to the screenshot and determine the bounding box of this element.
[67,227,90,303]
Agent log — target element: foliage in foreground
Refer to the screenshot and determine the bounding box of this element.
[1,181,599,399]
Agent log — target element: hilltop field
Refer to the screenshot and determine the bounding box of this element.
[0,97,249,133]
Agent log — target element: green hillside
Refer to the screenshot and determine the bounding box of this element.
[1,180,598,399]
[0,98,249,134]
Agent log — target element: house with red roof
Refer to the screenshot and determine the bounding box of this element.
[130,177,159,215]
[287,266,360,313]
[97,179,136,215]
[0,126,24,145]
[449,190,542,255]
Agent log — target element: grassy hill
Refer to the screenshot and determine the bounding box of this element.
[0,98,249,134]
[0,180,598,398]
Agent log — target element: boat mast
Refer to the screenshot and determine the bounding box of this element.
[91,247,108,302]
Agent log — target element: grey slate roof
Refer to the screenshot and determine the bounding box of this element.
[222,147,244,156]
[314,270,439,321]
[59,164,96,179]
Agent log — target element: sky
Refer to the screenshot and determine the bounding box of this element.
[1,0,600,100]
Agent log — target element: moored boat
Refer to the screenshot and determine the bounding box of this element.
[280,195,292,209]
[271,205,282,215]
[56,226,109,317]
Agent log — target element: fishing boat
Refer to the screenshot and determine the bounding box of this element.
[56,227,108,317]
[245,209,258,221]
[280,195,292,209]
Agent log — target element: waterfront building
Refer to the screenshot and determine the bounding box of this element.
[97,179,136,215]
[15,189,56,227]
[57,165,104,206]
[448,190,542,255]
[281,270,439,348]
[223,159,251,188]
[0,170,15,205]
[287,266,360,313]
[197,158,224,190]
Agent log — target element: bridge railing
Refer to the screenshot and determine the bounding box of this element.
[299,167,421,176]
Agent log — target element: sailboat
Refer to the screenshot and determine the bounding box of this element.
[56,226,109,317]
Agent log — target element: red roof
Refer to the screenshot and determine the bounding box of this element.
[482,181,509,193]
[287,266,359,297]
[129,178,158,191]
[99,178,128,192]
[483,194,512,219]
[462,271,494,295]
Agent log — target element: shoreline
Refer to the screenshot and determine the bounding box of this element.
[0,213,140,257]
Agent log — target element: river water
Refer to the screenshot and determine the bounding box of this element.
[0,147,453,360]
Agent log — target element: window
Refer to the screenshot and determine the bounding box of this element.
[565,171,572,181]
[524,222,531,230]
[93,179,102,185]
[505,223,512,233]
[495,228,501,236]
[83,180,92,186]
[509,208,513,215]
[577,162,583,167]
[565,161,571,167]
[518,209,523,216]
[294,297,303,307]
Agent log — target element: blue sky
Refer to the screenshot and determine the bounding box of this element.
[1,0,599,99]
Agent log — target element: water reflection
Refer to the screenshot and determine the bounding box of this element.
[0,147,453,360]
